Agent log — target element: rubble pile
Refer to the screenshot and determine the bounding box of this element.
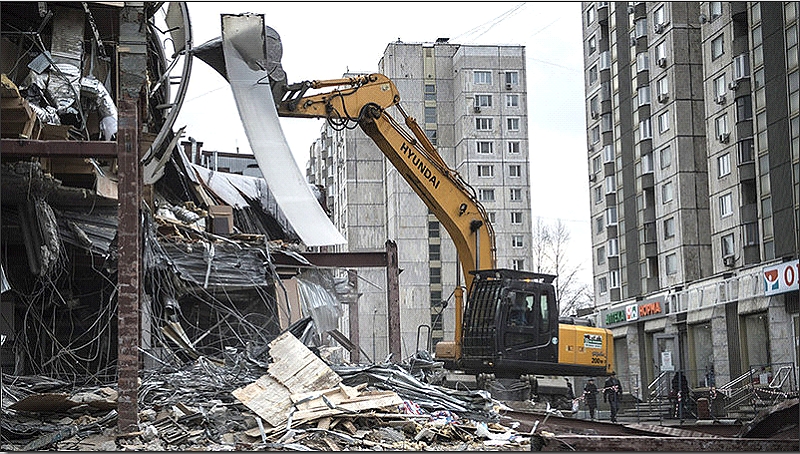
[0,332,534,451]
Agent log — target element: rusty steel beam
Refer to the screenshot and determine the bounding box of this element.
[347,269,360,364]
[386,240,401,362]
[537,434,799,452]
[0,139,117,157]
[116,3,147,435]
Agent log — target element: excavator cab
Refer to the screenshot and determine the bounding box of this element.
[457,269,560,378]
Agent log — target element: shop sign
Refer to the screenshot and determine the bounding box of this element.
[601,297,666,327]
[763,260,799,296]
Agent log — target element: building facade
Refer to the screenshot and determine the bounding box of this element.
[307,40,533,361]
[583,1,799,395]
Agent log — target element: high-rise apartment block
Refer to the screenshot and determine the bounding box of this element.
[583,2,799,392]
[307,40,532,361]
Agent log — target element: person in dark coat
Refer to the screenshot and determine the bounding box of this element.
[672,370,690,419]
[604,371,623,422]
[583,377,599,420]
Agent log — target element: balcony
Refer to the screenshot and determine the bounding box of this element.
[641,172,655,189]
[740,203,758,223]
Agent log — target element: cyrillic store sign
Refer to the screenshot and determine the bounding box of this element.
[600,296,667,328]
[763,259,799,296]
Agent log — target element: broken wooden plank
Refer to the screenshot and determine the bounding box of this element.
[267,331,341,393]
[232,374,292,428]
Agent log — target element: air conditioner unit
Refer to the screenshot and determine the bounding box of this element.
[591,110,599,119]
[657,93,669,103]
[714,94,726,104]
[473,106,481,113]
[628,5,635,14]
[657,57,667,68]
[718,132,730,143]
[723,255,735,267]
[505,83,512,90]
[654,23,665,34]
[728,80,739,91]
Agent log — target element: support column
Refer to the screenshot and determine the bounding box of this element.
[386,240,401,362]
[347,269,360,363]
[117,3,146,434]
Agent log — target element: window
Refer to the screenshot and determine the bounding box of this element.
[477,165,494,177]
[657,77,669,96]
[425,106,437,123]
[479,188,495,201]
[662,180,674,203]
[588,35,597,55]
[425,129,437,145]
[654,5,666,25]
[638,85,651,106]
[734,54,750,80]
[714,74,726,99]
[427,244,442,264]
[642,151,654,173]
[487,212,496,224]
[512,235,524,248]
[597,246,607,265]
[505,71,519,86]
[658,110,670,133]
[655,41,666,61]
[664,217,675,238]
[477,141,493,154]
[608,238,619,256]
[603,144,614,162]
[430,267,441,284]
[594,185,603,204]
[589,65,598,85]
[474,70,492,85]
[715,114,729,136]
[606,206,618,225]
[476,117,493,130]
[592,155,602,173]
[507,117,520,131]
[711,34,724,60]
[510,188,522,201]
[666,253,677,275]
[475,94,492,107]
[591,125,601,143]
[506,94,519,107]
[660,145,672,168]
[605,175,616,194]
[512,259,525,271]
[719,192,733,217]
[590,95,599,117]
[586,4,596,25]
[609,270,620,289]
[710,1,722,19]
[635,18,648,38]
[721,233,735,257]
[718,153,731,177]
[428,220,440,237]
[636,52,650,72]
[640,118,653,140]
[595,215,605,234]
[424,84,436,101]
[509,164,521,177]
[598,277,608,294]
[744,222,759,245]
[599,50,612,70]
[511,212,523,224]
[736,95,753,121]
[507,141,520,153]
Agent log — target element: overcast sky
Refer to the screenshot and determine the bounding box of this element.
[172,2,593,288]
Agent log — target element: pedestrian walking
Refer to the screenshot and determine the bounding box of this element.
[604,371,623,422]
[583,377,598,420]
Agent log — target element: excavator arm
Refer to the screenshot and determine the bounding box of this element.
[277,73,496,357]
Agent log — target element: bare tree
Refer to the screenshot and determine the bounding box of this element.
[531,218,593,316]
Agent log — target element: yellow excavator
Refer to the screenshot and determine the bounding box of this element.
[274,73,614,404]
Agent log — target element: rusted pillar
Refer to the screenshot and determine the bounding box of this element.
[347,269,360,363]
[117,3,146,434]
[386,240,401,362]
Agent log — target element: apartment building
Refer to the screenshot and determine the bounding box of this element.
[583,2,799,393]
[307,40,532,361]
